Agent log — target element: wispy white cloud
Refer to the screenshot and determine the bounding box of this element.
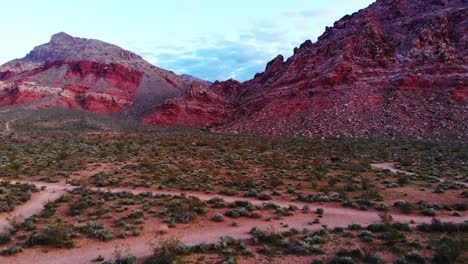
[136,24,302,81]
[131,3,373,82]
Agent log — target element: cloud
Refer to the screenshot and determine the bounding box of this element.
[133,8,335,82]
[138,40,289,82]
[137,34,294,82]
[283,9,333,19]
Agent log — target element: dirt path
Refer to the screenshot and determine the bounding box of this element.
[371,162,467,187]
[0,188,65,231]
[370,162,415,175]
[1,179,467,264]
[8,180,465,224]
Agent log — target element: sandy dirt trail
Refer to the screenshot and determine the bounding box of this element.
[371,162,468,187]
[1,179,466,264]
[371,163,416,175]
[0,188,64,232]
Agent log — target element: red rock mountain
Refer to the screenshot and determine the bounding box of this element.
[0,32,193,115]
[142,0,467,139]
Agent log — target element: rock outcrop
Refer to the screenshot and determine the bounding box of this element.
[142,0,468,139]
[141,80,241,127]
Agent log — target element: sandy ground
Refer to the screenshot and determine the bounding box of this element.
[0,163,467,264]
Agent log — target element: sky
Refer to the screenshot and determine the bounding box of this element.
[0,0,375,81]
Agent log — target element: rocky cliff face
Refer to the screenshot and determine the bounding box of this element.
[141,80,241,127]
[142,0,468,139]
[0,32,193,115]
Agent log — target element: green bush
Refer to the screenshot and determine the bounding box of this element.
[145,236,181,264]
[0,246,23,256]
[258,193,272,201]
[0,232,12,244]
[433,236,464,264]
[348,223,362,230]
[93,229,114,241]
[328,256,356,264]
[212,213,224,222]
[27,219,75,248]
[396,201,415,214]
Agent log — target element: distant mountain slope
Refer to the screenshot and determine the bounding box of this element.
[142,0,468,139]
[0,32,195,116]
[0,106,188,134]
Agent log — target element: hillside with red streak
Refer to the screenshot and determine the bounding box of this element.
[142,0,468,139]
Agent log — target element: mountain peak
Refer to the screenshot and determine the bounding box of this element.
[0,33,198,117]
[50,32,75,45]
[3,32,144,71]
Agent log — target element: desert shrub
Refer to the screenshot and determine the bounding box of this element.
[214,236,236,250]
[225,209,248,218]
[288,240,324,255]
[380,228,406,245]
[376,204,389,211]
[69,197,92,216]
[42,200,59,217]
[403,250,426,264]
[397,176,410,185]
[249,227,286,247]
[365,255,383,264]
[219,189,238,196]
[367,223,389,233]
[417,219,468,233]
[234,200,251,207]
[328,256,356,264]
[167,196,206,223]
[0,246,23,256]
[243,189,257,197]
[269,175,283,187]
[93,229,114,241]
[257,245,275,256]
[0,232,12,244]
[336,249,362,259]
[211,213,224,222]
[249,212,262,219]
[127,210,144,219]
[265,202,280,209]
[392,223,411,231]
[146,236,181,264]
[452,203,467,211]
[81,220,113,241]
[395,201,415,214]
[421,208,436,216]
[103,256,137,264]
[433,236,464,264]
[348,223,362,230]
[303,235,325,244]
[258,193,272,201]
[27,218,75,248]
[333,227,344,233]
